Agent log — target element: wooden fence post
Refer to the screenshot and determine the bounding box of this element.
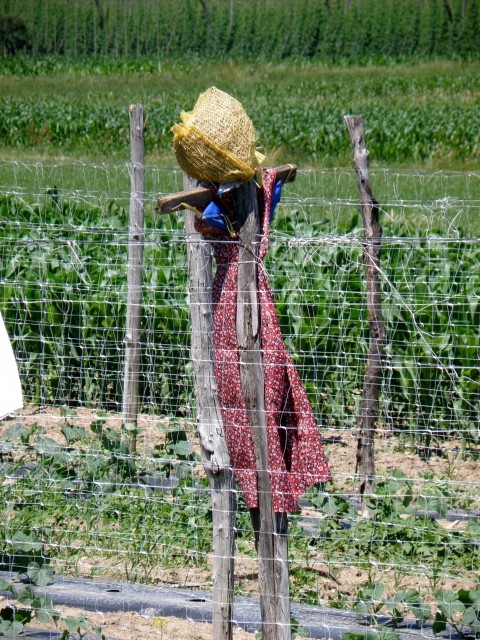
[184,175,236,640]
[122,104,145,454]
[344,115,385,516]
[234,180,291,640]
[155,165,297,640]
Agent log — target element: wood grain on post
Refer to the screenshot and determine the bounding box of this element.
[234,181,291,640]
[184,174,236,640]
[122,104,145,454]
[344,115,385,515]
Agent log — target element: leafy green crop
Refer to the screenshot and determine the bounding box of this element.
[0,192,191,414]
[350,584,480,638]
[0,59,478,168]
[1,422,478,635]
[0,578,59,638]
[1,186,479,445]
[1,419,212,585]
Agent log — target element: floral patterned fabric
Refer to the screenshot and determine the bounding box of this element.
[194,168,331,512]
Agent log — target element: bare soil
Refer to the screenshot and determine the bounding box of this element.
[7,405,479,486]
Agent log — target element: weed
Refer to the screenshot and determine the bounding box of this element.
[60,615,105,640]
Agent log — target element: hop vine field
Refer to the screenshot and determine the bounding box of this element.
[1,0,479,60]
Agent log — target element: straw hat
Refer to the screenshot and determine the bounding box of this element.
[172,87,265,184]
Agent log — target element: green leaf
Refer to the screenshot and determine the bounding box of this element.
[175,464,193,480]
[60,421,87,443]
[0,607,14,622]
[32,437,61,455]
[17,585,36,606]
[10,531,43,552]
[375,629,401,640]
[466,519,480,537]
[410,601,431,627]
[462,606,480,633]
[0,579,17,598]
[35,608,55,624]
[0,619,24,637]
[417,495,447,517]
[27,562,54,586]
[170,440,193,457]
[90,419,106,436]
[363,583,385,601]
[435,589,465,619]
[3,423,29,441]
[65,615,89,633]
[397,589,431,625]
[33,596,58,624]
[354,600,368,616]
[122,421,139,434]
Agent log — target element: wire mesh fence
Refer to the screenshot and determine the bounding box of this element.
[1,162,479,637]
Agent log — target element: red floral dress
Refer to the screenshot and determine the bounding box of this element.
[195,169,331,512]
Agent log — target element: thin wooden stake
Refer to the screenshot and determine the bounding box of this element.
[122,104,145,454]
[234,181,291,640]
[184,174,236,640]
[344,115,386,516]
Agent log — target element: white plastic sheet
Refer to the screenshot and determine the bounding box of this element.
[0,312,23,419]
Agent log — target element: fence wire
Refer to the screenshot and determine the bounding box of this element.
[0,163,479,637]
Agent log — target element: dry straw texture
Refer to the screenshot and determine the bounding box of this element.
[172,86,264,184]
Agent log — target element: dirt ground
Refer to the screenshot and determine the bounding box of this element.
[6,404,479,486]
[0,599,257,639]
[1,405,479,639]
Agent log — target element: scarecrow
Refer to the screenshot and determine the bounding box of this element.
[172,87,331,513]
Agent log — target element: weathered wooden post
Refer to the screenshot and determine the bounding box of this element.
[122,104,145,454]
[233,180,291,640]
[344,115,385,516]
[156,164,297,640]
[184,174,236,640]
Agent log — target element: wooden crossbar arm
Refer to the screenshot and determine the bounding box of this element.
[155,163,298,214]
